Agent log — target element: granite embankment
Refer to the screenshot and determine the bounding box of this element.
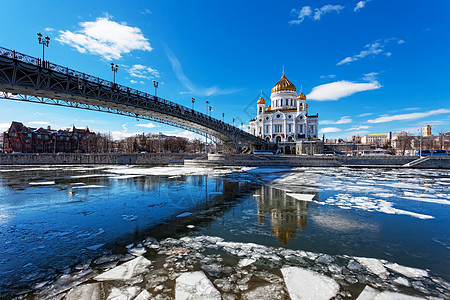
[190,154,450,169]
[0,153,203,165]
[1,153,449,168]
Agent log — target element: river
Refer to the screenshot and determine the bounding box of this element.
[0,165,449,299]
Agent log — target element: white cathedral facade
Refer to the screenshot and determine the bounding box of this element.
[249,72,319,153]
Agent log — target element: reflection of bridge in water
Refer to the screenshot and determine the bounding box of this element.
[256,186,317,246]
[0,47,268,153]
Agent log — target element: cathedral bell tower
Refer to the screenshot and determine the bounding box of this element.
[297,89,307,113]
[257,92,266,116]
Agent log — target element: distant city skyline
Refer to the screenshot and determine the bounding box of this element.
[0,0,449,139]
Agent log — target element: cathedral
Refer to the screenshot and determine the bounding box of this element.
[249,71,319,153]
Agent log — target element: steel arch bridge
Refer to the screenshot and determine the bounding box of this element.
[0,47,268,153]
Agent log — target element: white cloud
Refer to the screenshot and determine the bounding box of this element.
[358,112,373,117]
[111,130,142,140]
[289,4,344,25]
[337,38,403,65]
[57,16,152,60]
[127,64,159,79]
[130,80,145,84]
[28,121,50,126]
[307,80,381,101]
[345,125,370,131]
[321,116,352,125]
[289,6,312,25]
[165,47,241,96]
[314,4,345,20]
[354,0,370,12]
[398,39,405,44]
[320,74,337,79]
[320,127,342,134]
[367,109,450,123]
[362,72,378,82]
[136,122,157,128]
[141,9,152,15]
[0,123,11,132]
[45,27,56,32]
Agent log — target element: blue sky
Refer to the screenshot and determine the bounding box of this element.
[1,0,449,139]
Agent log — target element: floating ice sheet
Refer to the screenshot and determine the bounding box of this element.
[177,212,193,218]
[281,266,339,300]
[286,193,316,202]
[94,256,151,281]
[175,271,221,300]
[356,285,422,300]
[72,185,105,189]
[29,181,56,185]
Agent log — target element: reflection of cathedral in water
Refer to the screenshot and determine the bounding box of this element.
[256,186,312,246]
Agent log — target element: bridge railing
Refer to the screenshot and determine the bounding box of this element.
[0,46,263,143]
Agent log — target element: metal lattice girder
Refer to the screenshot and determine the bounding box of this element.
[0,46,268,151]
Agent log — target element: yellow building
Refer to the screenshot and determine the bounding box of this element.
[423,125,431,137]
[361,134,389,146]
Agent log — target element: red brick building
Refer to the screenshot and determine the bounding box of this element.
[2,121,96,153]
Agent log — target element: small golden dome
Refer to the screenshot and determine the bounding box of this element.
[265,105,271,111]
[271,72,297,94]
[297,91,306,100]
[257,95,266,105]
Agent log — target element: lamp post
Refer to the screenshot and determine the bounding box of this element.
[111,63,118,85]
[192,98,195,110]
[205,100,209,153]
[209,106,212,117]
[153,80,159,97]
[232,118,235,127]
[222,113,224,122]
[37,33,50,66]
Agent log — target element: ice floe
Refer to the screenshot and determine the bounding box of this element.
[72,185,105,189]
[356,285,422,300]
[122,214,139,221]
[385,263,428,279]
[65,283,102,300]
[355,257,389,279]
[86,244,104,251]
[175,271,221,300]
[107,166,252,177]
[324,194,434,219]
[94,256,151,281]
[28,181,56,185]
[281,266,339,300]
[106,286,141,300]
[286,193,316,202]
[177,212,193,218]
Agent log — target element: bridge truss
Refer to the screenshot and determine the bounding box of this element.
[0,47,268,152]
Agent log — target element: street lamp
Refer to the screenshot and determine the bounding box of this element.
[232,118,235,127]
[209,106,212,117]
[192,98,195,110]
[111,63,118,85]
[37,33,50,66]
[222,113,224,122]
[153,80,159,97]
[205,100,209,153]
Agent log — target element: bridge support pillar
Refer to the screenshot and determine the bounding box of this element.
[223,141,238,154]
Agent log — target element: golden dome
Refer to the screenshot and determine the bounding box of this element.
[265,105,272,111]
[297,91,306,100]
[257,91,266,104]
[271,72,297,93]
